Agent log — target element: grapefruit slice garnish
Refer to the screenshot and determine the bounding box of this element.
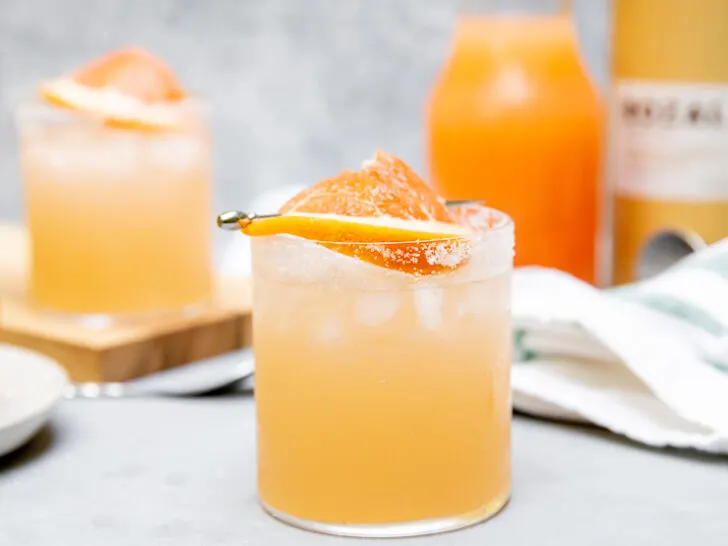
[280,150,455,223]
[39,47,189,130]
[241,151,473,275]
[242,212,472,241]
[241,212,473,275]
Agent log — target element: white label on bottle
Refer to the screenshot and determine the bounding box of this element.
[612,80,728,201]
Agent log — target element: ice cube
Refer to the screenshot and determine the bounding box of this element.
[316,317,342,343]
[356,292,400,326]
[414,287,444,331]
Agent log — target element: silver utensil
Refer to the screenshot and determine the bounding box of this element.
[65,348,255,399]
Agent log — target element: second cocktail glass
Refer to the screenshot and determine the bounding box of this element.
[18,101,212,322]
[17,49,212,324]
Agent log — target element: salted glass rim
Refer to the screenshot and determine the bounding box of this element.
[260,205,514,246]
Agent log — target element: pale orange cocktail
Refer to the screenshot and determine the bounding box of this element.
[233,152,514,537]
[18,48,211,320]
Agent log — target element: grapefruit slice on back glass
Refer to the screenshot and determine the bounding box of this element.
[39,47,188,129]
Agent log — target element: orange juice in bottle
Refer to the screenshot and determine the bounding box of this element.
[427,0,602,283]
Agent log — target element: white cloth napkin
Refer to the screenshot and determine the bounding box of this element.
[513,240,728,453]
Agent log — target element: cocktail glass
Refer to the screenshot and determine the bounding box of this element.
[251,205,514,537]
[16,100,212,325]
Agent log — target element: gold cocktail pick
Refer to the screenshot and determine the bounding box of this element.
[217,211,278,231]
[216,200,484,231]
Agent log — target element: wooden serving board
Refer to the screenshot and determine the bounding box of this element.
[0,223,252,383]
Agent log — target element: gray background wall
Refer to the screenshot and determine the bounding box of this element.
[0,0,609,223]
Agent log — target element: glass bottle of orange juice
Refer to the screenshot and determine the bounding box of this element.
[427,0,602,283]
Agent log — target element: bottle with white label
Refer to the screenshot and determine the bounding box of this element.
[611,0,728,284]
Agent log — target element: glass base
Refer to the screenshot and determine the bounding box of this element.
[261,493,510,538]
[29,300,210,330]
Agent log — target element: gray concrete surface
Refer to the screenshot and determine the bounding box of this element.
[0,0,608,223]
[0,395,726,546]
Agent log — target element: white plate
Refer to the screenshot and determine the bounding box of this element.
[0,344,68,458]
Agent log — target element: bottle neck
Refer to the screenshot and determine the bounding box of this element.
[449,4,586,80]
[458,0,571,16]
